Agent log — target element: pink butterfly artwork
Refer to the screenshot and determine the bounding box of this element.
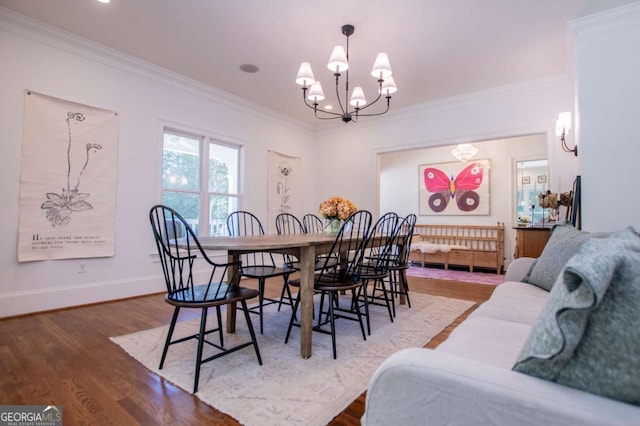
[423,162,485,212]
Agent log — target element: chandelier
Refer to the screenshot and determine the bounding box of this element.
[451,144,479,162]
[295,24,397,123]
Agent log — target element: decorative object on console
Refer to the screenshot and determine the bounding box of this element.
[295,25,396,123]
[556,112,577,156]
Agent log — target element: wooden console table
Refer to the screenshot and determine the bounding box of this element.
[514,226,551,258]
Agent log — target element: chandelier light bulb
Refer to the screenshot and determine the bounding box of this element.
[556,112,572,136]
[327,46,349,73]
[371,53,392,79]
[349,86,367,108]
[307,81,325,102]
[451,144,479,162]
[380,76,398,96]
[295,62,315,86]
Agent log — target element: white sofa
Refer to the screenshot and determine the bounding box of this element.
[362,257,640,425]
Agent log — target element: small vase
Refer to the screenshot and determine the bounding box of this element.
[327,219,342,234]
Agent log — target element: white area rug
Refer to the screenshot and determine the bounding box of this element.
[111,293,474,426]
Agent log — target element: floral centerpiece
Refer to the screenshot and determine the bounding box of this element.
[318,196,357,233]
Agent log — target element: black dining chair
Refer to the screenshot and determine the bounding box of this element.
[227,211,295,334]
[149,205,262,393]
[387,214,417,315]
[285,210,372,359]
[357,212,400,333]
[302,213,325,234]
[274,212,306,307]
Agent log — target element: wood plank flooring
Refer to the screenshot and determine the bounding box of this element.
[0,276,494,425]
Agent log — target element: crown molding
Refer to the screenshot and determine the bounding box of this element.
[315,74,572,137]
[0,6,313,133]
[570,2,640,39]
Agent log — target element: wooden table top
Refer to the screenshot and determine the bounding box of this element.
[195,233,337,251]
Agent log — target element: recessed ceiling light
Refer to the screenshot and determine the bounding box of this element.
[97,0,111,3]
[324,105,333,110]
[239,64,260,73]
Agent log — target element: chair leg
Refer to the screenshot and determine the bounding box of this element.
[194,307,208,394]
[258,278,265,334]
[285,292,301,344]
[241,300,262,365]
[215,305,224,347]
[379,277,394,323]
[351,288,367,341]
[159,306,180,369]
[401,270,412,308]
[328,293,337,359]
[278,273,294,312]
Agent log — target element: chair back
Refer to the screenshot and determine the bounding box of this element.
[275,213,305,267]
[315,210,372,284]
[275,213,305,235]
[149,205,240,301]
[365,212,401,270]
[226,211,277,268]
[302,213,324,234]
[393,213,417,268]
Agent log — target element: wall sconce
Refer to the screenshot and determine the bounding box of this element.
[556,112,577,156]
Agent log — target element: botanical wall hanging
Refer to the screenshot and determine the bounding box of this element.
[419,160,490,216]
[267,150,301,232]
[18,91,119,262]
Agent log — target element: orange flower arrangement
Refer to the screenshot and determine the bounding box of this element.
[318,196,357,221]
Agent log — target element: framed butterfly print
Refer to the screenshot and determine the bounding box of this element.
[419,159,491,215]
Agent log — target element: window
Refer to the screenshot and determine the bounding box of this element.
[162,129,240,236]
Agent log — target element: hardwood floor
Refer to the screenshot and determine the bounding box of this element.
[0,276,494,425]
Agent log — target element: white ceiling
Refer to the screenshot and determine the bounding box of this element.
[1,0,637,126]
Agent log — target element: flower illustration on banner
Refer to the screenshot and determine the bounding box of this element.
[276,161,293,213]
[41,112,102,227]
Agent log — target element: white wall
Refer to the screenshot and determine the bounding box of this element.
[572,3,640,232]
[0,12,315,317]
[378,134,548,264]
[313,77,577,267]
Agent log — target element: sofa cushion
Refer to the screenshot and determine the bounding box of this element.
[470,282,548,325]
[437,315,533,368]
[524,224,591,291]
[513,228,640,406]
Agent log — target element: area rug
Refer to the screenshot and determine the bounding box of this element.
[111,293,474,426]
[406,265,505,285]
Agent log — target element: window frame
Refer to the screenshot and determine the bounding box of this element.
[161,127,242,236]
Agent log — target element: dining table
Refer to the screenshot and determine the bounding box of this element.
[195,233,339,359]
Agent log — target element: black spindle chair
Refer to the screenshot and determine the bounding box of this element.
[285,210,372,359]
[303,213,325,234]
[227,211,295,333]
[388,214,417,315]
[357,212,400,333]
[149,205,262,393]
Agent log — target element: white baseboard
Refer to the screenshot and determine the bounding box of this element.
[0,275,166,318]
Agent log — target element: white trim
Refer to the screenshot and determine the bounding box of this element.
[0,276,165,318]
[0,6,312,132]
[315,75,572,137]
[571,2,640,39]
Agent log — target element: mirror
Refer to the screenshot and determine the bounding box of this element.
[515,159,548,226]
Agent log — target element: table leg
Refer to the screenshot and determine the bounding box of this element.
[299,245,315,359]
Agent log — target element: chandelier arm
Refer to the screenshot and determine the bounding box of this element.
[355,96,391,117]
[334,73,348,115]
[301,88,342,117]
[355,89,383,113]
